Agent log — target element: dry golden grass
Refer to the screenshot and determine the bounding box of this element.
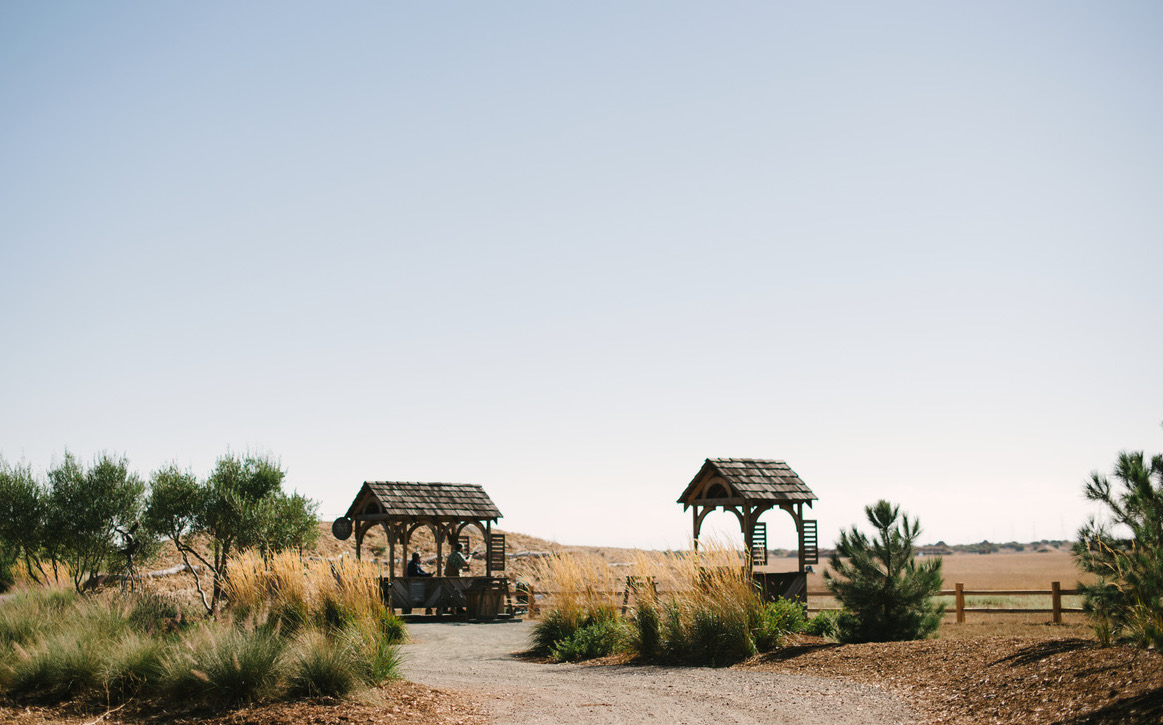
[308,555,383,622]
[10,560,74,588]
[223,549,386,625]
[805,550,1087,592]
[532,539,763,619]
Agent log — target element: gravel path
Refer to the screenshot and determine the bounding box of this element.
[401,620,919,725]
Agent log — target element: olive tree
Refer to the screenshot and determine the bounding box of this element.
[0,457,46,589]
[144,451,319,613]
[46,451,146,591]
[824,500,944,643]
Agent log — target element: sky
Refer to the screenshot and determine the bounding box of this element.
[2,2,1161,551]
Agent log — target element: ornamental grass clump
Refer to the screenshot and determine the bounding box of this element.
[0,588,76,648]
[0,553,405,708]
[629,542,768,666]
[162,624,287,704]
[531,541,809,666]
[286,630,359,698]
[530,552,622,657]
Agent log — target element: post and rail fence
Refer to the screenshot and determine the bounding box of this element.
[523,581,1083,624]
[807,581,1083,624]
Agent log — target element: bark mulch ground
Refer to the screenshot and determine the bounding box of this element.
[0,681,488,725]
[746,634,1163,725]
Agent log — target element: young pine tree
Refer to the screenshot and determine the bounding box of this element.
[824,500,944,643]
[1074,444,1163,649]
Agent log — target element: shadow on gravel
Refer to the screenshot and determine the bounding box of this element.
[1060,687,1163,725]
[992,638,1092,667]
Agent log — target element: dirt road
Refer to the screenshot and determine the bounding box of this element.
[401,620,919,725]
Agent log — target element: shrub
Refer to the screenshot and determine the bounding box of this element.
[531,608,579,656]
[804,610,839,639]
[825,500,944,644]
[689,604,754,666]
[1075,441,1163,649]
[632,601,662,661]
[376,608,407,645]
[531,604,617,656]
[753,599,807,652]
[549,619,627,663]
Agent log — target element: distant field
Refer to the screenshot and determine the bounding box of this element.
[796,549,1097,638]
[800,549,1088,591]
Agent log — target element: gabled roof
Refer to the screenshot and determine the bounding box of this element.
[678,458,816,508]
[345,481,503,521]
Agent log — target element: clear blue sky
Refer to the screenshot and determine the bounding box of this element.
[2,2,1161,550]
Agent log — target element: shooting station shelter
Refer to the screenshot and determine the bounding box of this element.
[331,481,508,618]
[678,458,818,600]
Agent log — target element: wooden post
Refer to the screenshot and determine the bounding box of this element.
[387,525,395,579]
[1052,581,1062,624]
[955,582,965,624]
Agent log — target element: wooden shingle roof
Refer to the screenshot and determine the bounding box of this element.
[678,458,816,507]
[345,481,503,521]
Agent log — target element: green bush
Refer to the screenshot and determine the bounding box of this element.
[0,588,401,707]
[530,604,617,656]
[376,608,407,645]
[804,610,839,639]
[689,605,754,666]
[753,599,807,652]
[549,619,627,663]
[317,596,356,633]
[632,601,662,661]
[531,608,575,655]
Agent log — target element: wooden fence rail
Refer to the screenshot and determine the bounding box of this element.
[808,581,1083,624]
[527,581,1084,624]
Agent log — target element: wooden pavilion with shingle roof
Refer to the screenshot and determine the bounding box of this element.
[335,481,505,579]
[678,458,819,592]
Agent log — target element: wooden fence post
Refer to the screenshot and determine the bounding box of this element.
[1052,581,1061,624]
[955,582,965,624]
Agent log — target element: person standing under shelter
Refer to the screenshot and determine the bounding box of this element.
[445,543,471,577]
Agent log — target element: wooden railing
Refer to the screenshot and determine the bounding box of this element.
[525,581,1084,624]
[808,581,1083,624]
